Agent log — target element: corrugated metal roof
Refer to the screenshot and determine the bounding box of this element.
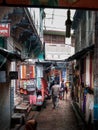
[66,44,94,61]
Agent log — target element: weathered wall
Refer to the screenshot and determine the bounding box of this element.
[0,83,10,130]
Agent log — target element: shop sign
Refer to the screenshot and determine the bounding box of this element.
[9,71,18,79]
[45,43,74,61]
[27,85,36,92]
[0,23,10,37]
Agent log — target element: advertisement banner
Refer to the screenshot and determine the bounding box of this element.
[45,43,74,61]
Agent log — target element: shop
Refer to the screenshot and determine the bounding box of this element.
[15,61,50,111]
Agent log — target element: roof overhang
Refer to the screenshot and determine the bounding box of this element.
[0,47,22,61]
[65,44,94,61]
[1,1,98,10]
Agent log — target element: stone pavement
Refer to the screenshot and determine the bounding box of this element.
[36,99,80,130]
[12,93,84,130]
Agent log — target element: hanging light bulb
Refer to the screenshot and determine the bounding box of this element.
[65,9,72,38]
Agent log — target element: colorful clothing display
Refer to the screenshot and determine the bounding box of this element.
[29,95,37,105]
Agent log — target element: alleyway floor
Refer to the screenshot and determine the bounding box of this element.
[12,93,86,130]
[36,98,80,130]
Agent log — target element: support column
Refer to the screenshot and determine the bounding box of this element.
[10,61,16,115]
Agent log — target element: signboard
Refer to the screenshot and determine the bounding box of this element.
[0,23,10,37]
[0,0,98,9]
[45,43,74,61]
[9,71,18,79]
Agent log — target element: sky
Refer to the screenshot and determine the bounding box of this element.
[44,8,75,31]
[44,8,76,44]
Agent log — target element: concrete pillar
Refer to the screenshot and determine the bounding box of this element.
[10,61,16,114]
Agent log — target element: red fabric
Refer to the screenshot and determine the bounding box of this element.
[41,78,49,98]
[29,95,37,105]
[41,78,48,89]
[59,0,98,9]
[29,65,35,79]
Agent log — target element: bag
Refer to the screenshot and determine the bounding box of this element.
[60,87,63,91]
[61,83,65,92]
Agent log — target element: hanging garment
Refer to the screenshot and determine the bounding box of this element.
[29,95,37,105]
[85,93,94,123]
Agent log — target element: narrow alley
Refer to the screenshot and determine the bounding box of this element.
[12,92,85,130]
[37,95,80,130]
[0,3,98,130]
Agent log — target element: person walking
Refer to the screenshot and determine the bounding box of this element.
[49,80,55,96]
[51,80,60,109]
[65,82,68,100]
[60,79,66,100]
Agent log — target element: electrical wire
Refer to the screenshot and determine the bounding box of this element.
[45,11,75,19]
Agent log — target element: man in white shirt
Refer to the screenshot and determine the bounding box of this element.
[51,80,60,109]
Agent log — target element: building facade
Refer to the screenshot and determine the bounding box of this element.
[70,10,95,124]
[0,7,43,129]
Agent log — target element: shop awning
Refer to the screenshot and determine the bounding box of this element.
[0,47,22,61]
[65,44,94,61]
